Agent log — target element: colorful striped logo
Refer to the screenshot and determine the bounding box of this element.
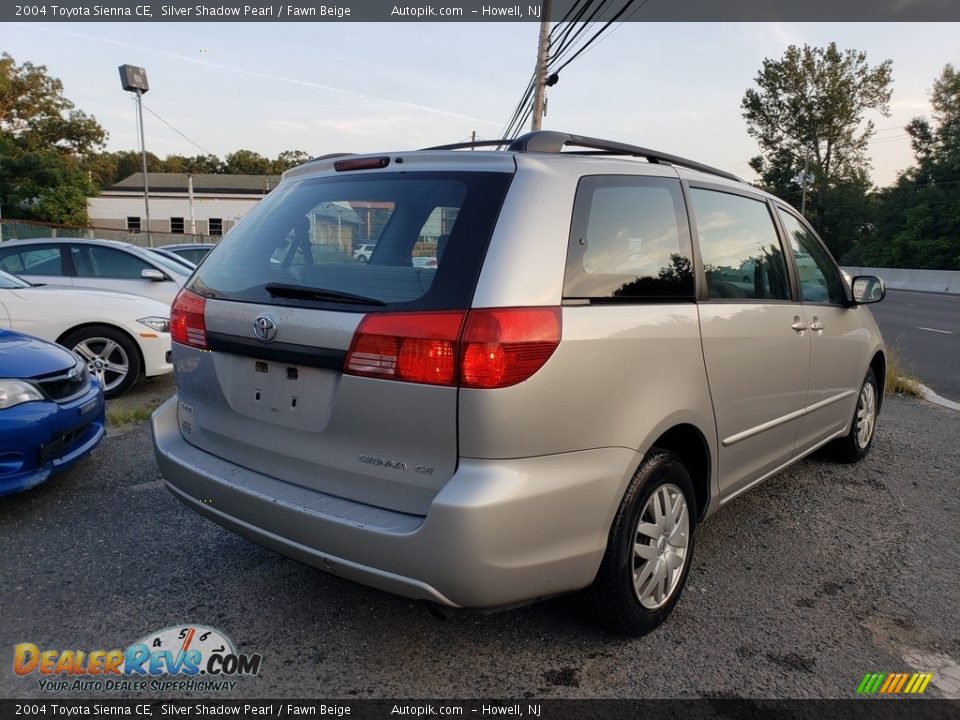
[857,672,933,694]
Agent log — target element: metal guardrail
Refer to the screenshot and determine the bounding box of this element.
[842,266,960,295]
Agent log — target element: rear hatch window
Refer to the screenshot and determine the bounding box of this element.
[190,171,514,311]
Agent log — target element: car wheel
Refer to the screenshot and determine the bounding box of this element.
[357,255,368,264]
[590,449,697,636]
[831,367,879,463]
[62,326,141,399]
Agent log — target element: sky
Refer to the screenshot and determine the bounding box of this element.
[0,21,956,188]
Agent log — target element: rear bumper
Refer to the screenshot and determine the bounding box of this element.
[152,395,637,608]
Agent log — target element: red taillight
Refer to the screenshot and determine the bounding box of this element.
[343,307,561,389]
[460,308,561,389]
[345,311,465,385]
[170,289,207,349]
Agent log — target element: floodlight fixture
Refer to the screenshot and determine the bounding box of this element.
[118,65,149,94]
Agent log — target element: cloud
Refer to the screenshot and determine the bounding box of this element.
[21,24,500,127]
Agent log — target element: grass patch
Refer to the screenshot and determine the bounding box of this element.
[884,346,923,398]
[106,405,156,427]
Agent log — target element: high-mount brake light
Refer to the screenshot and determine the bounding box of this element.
[343,308,561,389]
[334,157,391,172]
[170,289,208,349]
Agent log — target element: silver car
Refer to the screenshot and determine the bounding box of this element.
[153,132,886,635]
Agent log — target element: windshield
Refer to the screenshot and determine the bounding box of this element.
[144,250,192,277]
[147,249,196,270]
[190,171,513,311]
[0,269,32,289]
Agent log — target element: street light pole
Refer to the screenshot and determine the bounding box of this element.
[119,65,152,246]
[135,90,152,246]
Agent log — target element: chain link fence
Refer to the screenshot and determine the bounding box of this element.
[0,218,219,248]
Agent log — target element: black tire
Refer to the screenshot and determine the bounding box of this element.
[61,325,141,399]
[589,449,697,636]
[357,255,368,264]
[831,368,879,463]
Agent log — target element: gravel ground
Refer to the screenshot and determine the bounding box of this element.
[1,394,957,700]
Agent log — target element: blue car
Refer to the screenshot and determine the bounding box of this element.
[0,329,105,496]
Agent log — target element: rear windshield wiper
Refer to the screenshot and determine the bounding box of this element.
[264,283,387,306]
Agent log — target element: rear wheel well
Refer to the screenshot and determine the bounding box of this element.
[649,424,711,521]
[870,351,886,413]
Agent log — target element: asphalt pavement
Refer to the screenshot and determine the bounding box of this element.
[2,395,958,700]
[869,290,960,402]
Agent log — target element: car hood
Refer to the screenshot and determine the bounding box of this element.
[7,285,171,315]
[0,328,78,378]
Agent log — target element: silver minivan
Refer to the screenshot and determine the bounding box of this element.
[153,132,886,635]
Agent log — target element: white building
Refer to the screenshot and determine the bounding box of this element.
[87,173,279,237]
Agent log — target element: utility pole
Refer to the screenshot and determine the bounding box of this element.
[530,0,552,131]
[800,151,810,216]
[188,173,197,238]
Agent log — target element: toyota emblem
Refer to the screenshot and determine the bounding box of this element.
[253,314,278,343]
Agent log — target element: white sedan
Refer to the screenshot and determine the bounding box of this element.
[0,269,172,398]
[0,237,191,305]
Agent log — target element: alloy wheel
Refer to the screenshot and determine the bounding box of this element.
[73,337,129,394]
[856,381,877,449]
[632,483,690,609]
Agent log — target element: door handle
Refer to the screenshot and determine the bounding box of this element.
[791,316,808,332]
[809,317,825,332]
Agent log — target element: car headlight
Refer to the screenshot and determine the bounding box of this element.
[138,316,171,334]
[0,379,43,409]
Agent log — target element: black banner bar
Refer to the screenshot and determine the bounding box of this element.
[3,0,960,23]
[1,700,960,720]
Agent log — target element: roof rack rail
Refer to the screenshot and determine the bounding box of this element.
[421,139,514,151]
[507,131,743,182]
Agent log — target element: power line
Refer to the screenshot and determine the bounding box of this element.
[141,104,215,156]
[499,76,535,140]
[553,0,648,75]
[549,0,608,64]
[553,0,649,69]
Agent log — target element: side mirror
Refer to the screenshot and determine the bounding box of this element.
[851,275,885,304]
[141,268,167,282]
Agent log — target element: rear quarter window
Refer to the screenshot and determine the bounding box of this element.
[563,176,694,301]
[191,171,512,311]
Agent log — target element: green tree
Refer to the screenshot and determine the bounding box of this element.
[0,53,107,223]
[159,153,224,174]
[742,43,893,258]
[224,149,271,174]
[863,64,960,269]
[271,150,311,173]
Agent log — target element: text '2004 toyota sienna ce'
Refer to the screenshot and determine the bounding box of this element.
[152,132,887,635]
